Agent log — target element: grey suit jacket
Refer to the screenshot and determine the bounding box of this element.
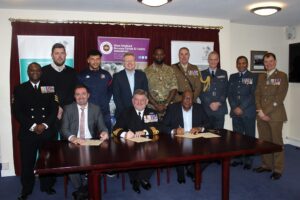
[61,102,108,140]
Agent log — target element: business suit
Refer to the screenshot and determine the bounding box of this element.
[200,68,228,129]
[162,102,210,134]
[162,102,210,180]
[255,69,288,173]
[112,69,148,118]
[61,102,108,189]
[61,102,108,140]
[172,63,202,103]
[228,70,257,166]
[13,81,58,195]
[112,106,159,183]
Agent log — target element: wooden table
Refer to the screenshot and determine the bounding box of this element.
[35,129,282,200]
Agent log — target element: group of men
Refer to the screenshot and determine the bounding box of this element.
[13,42,288,200]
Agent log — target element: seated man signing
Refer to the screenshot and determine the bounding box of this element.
[112,89,160,194]
[61,84,109,199]
[162,90,210,184]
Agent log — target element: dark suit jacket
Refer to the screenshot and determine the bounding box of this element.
[200,68,228,116]
[13,81,58,140]
[112,69,148,117]
[112,107,159,137]
[228,70,257,118]
[162,102,210,134]
[61,102,108,140]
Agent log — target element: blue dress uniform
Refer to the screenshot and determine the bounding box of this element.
[200,68,228,129]
[13,81,58,195]
[78,68,113,132]
[228,70,257,166]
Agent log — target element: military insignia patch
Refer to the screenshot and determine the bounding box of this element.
[41,86,55,93]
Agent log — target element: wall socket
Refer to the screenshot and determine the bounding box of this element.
[1,162,9,170]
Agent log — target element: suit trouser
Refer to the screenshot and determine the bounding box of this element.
[69,174,87,190]
[208,115,225,129]
[257,119,284,173]
[20,138,56,194]
[176,162,210,179]
[232,116,256,165]
[128,169,153,182]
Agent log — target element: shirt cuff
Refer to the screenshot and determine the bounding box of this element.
[68,135,76,142]
[42,123,48,129]
[120,132,127,138]
[29,123,37,132]
[144,129,149,136]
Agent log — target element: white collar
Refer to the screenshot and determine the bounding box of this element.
[77,103,88,110]
[30,81,40,88]
[51,62,66,72]
[182,106,193,113]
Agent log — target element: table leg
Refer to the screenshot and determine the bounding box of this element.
[222,158,230,200]
[195,162,202,190]
[89,171,101,200]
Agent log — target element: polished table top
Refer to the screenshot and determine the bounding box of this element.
[35,129,282,174]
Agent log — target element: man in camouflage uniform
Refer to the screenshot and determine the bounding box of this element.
[172,47,202,103]
[144,47,177,119]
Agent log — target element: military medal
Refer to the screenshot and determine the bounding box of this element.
[40,86,55,93]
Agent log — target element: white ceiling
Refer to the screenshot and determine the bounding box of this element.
[1,0,299,27]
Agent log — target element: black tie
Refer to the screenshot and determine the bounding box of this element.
[240,73,243,78]
[138,112,142,120]
[34,84,38,90]
[211,71,215,77]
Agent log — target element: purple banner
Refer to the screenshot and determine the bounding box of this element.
[97,36,149,63]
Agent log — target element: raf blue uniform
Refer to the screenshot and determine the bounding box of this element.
[78,68,113,132]
[228,70,257,166]
[200,68,228,129]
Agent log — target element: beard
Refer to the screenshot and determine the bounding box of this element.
[54,60,65,67]
[154,60,164,65]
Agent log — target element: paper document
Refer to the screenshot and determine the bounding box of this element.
[81,139,103,146]
[127,137,153,143]
[175,132,220,139]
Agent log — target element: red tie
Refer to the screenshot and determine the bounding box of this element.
[79,107,85,139]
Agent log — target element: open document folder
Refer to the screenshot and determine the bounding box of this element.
[127,137,153,143]
[81,139,104,146]
[175,132,220,139]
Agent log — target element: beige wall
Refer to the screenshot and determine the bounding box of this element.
[0,8,298,176]
[285,26,300,146]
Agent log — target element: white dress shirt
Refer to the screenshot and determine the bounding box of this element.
[125,69,135,95]
[182,106,193,132]
[68,104,92,141]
